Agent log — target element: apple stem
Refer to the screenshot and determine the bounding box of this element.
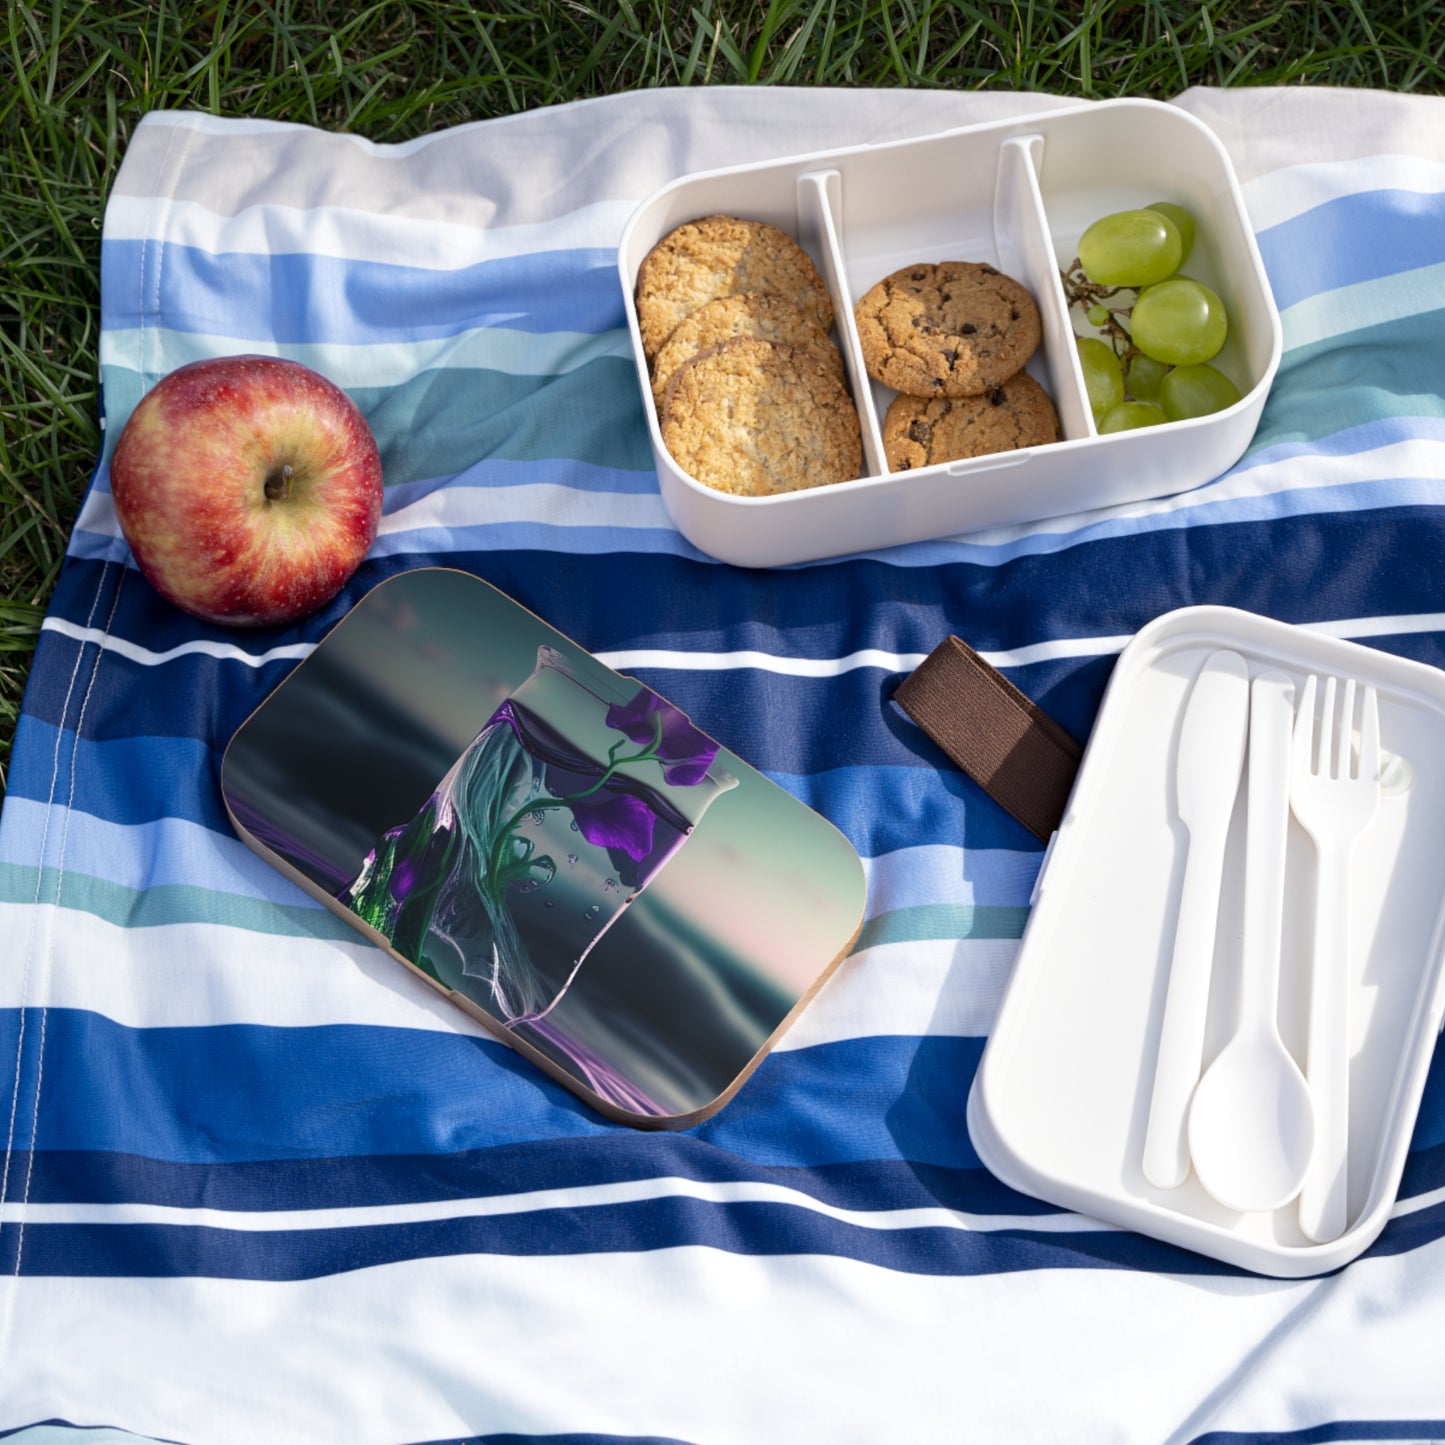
[264,463,294,502]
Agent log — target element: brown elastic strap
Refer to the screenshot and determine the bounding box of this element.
[893,635,1083,843]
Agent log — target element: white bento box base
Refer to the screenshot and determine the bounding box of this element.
[618,98,1282,569]
[968,607,1445,1277]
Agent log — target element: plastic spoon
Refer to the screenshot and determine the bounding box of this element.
[1142,649,1251,1189]
[1188,668,1315,1213]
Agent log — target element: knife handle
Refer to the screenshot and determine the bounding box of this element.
[1240,671,1296,1024]
[1142,650,1249,1190]
[1143,813,1235,1189]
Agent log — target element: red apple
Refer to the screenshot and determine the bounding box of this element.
[110,354,384,627]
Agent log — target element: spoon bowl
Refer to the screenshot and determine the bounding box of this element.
[1187,669,1315,1214]
[1188,1026,1315,1211]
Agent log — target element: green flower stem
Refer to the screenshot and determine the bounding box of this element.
[484,711,667,898]
[565,710,665,802]
[486,797,567,902]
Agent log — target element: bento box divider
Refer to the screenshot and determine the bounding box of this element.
[993,133,1093,445]
[797,168,886,478]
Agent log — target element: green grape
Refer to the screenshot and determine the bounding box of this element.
[1160,363,1242,420]
[1125,353,1168,404]
[1077,337,1124,419]
[1086,304,1111,327]
[1098,401,1168,433]
[1130,277,1228,366]
[1077,209,1183,288]
[1147,202,1196,264]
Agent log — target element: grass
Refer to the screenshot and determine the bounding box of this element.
[2,0,1444,799]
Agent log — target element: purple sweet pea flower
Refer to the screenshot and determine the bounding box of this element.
[605,688,718,787]
[569,790,656,862]
[388,853,418,902]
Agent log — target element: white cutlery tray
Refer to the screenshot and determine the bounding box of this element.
[617,99,1282,568]
[967,606,1445,1276]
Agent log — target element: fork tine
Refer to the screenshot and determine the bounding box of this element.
[1360,684,1381,783]
[1319,674,1336,778]
[1338,677,1356,779]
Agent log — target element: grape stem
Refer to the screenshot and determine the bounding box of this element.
[1061,257,1139,364]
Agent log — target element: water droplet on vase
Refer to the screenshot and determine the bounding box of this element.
[528,809,545,826]
[567,852,579,868]
[585,904,601,919]
[569,819,580,832]
[602,878,618,894]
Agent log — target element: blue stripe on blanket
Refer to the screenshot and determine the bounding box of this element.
[0,864,1029,959]
[0,801,1042,912]
[0,862,352,937]
[2,1202,1239,1281]
[0,1011,983,1170]
[3,717,1047,856]
[0,1427,692,1445]
[8,622,1043,772]
[37,505,1445,680]
[1263,310,1445,433]
[0,1426,194,1445]
[1189,1421,1445,1445]
[85,318,1445,558]
[1254,186,1445,311]
[364,522,702,560]
[6,722,229,831]
[347,365,654,479]
[12,1145,1052,1215]
[8,1003,1441,1195]
[379,459,666,501]
[0,805,296,899]
[26,605,1445,787]
[7,1135,1441,1287]
[97,358,655,484]
[72,468,1445,573]
[100,242,626,342]
[98,188,1445,355]
[8,1148,1444,1285]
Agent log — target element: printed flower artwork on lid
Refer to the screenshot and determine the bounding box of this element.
[221,568,865,1126]
[342,646,739,1049]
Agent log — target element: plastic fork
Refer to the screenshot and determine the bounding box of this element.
[1290,674,1381,1243]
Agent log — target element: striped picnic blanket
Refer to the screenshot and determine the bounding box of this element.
[3,84,1444,1443]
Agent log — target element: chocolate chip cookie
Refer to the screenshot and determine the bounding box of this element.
[660,336,861,497]
[636,216,835,361]
[882,373,1059,471]
[854,262,1041,397]
[650,291,844,410]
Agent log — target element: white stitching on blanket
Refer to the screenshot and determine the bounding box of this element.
[0,113,195,1379]
[0,566,128,1371]
[141,119,184,384]
[0,558,115,1366]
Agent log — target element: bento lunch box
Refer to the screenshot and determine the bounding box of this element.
[968,607,1445,1277]
[617,98,1282,568]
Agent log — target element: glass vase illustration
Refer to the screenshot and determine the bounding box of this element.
[341,644,738,1028]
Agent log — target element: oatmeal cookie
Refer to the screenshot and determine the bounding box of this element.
[636,215,835,360]
[650,291,844,410]
[854,261,1041,397]
[882,373,1059,470]
[660,336,861,497]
